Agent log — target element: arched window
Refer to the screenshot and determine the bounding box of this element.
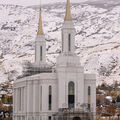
[48,86,52,110]
[68,82,74,95]
[68,34,71,52]
[40,46,42,61]
[68,82,75,108]
[88,86,91,110]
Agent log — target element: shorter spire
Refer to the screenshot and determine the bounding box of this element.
[37,7,44,35]
[64,0,72,21]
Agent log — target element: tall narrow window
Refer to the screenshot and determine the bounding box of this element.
[68,34,71,51]
[14,89,16,112]
[68,82,75,108]
[48,86,52,110]
[88,86,91,110]
[40,46,42,61]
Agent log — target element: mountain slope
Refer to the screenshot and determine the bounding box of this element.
[0,2,120,85]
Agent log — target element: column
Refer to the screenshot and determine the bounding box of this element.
[24,86,27,120]
[27,81,33,118]
[33,81,39,120]
[22,87,24,112]
[42,84,48,112]
[52,84,58,112]
[13,88,15,120]
[17,88,19,112]
[39,85,42,112]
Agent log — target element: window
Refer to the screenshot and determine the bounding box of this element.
[48,86,52,110]
[88,86,91,95]
[14,89,17,112]
[88,86,91,110]
[88,104,90,110]
[68,34,71,51]
[68,82,74,95]
[68,82,75,108]
[40,46,42,61]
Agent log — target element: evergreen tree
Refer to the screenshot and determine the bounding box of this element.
[112,99,116,104]
[116,96,120,102]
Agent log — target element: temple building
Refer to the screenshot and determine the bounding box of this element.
[13,0,96,120]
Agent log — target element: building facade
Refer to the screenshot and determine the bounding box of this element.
[13,0,96,120]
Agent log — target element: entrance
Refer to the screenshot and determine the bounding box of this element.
[68,82,75,108]
[73,117,81,120]
[68,95,74,108]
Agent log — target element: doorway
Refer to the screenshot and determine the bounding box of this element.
[73,117,81,120]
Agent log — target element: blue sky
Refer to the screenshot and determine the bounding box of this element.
[0,0,88,6]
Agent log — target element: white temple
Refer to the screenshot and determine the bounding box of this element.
[13,0,96,120]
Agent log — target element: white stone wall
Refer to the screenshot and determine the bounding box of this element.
[57,66,89,108]
[13,73,58,120]
[84,74,96,113]
[62,21,76,54]
[57,52,86,108]
[13,80,26,120]
[13,71,96,120]
[35,35,46,65]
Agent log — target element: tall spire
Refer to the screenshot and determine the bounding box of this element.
[37,4,44,35]
[64,0,72,21]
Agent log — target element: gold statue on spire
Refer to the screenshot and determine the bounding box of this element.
[37,2,44,35]
[64,0,72,21]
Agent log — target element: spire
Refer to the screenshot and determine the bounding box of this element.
[64,0,72,21]
[37,6,44,35]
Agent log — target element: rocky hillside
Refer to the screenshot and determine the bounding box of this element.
[0,1,120,85]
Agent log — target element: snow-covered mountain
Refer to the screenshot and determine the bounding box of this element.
[0,1,120,85]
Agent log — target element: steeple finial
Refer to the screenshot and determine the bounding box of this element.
[37,1,44,35]
[64,0,72,21]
